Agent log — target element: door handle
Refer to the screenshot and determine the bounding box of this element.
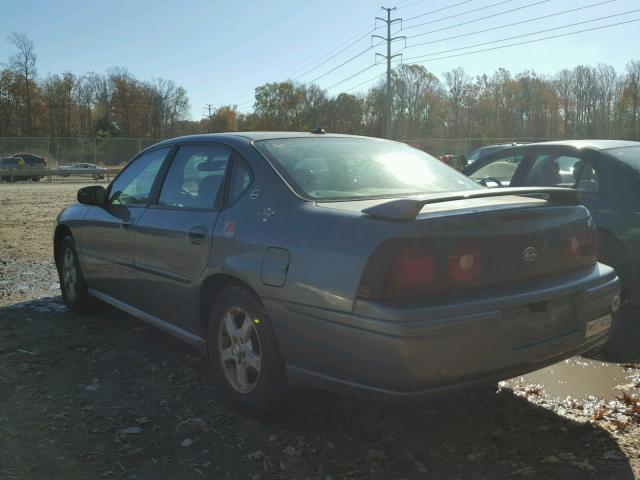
[120,221,133,230]
[187,226,207,244]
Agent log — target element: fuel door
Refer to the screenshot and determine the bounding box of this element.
[260,247,290,287]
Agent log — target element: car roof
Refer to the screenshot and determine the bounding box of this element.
[153,131,379,147]
[525,139,640,150]
[473,143,526,151]
[11,152,45,158]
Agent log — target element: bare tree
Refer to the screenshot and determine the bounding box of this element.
[624,61,640,139]
[443,68,472,138]
[8,32,37,134]
[393,64,443,139]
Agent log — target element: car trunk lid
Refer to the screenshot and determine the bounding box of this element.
[348,188,598,300]
[413,196,596,294]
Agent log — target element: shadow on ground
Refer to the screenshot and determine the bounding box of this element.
[0,296,636,479]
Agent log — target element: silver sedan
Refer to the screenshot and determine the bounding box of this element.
[54,132,620,413]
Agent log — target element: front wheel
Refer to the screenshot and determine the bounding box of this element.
[208,287,288,414]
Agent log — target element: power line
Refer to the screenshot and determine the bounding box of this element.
[325,63,379,91]
[228,13,380,105]
[405,0,618,49]
[305,44,381,84]
[395,0,427,9]
[402,0,476,20]
[345,71,387,93]
[403,10,639,62]
[403,0,515,26]
[400,17,640,65]
[404,0,551,39]
[295,33,378,82]
[235,4,636,111]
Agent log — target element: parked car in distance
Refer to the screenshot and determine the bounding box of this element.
[54,132,620,413]
[1,152,47,182]
[466,143,528,166]
[0,157,19,182]
[58,163,107,179]
[438,154,466,171]
[463,139,640,305]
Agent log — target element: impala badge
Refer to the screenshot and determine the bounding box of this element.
[523,246,539,263]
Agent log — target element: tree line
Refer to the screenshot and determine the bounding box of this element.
[222,61,640,143]
[3,32,640,146]
[0,33,190,139]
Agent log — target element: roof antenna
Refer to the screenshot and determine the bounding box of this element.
[310,127,326,134]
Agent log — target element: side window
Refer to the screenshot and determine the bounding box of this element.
[575,161,600,193]
[469,154,524,187]
[158,144,231,209]
[228,159,252,203]
[109,147,170,205]
[521,154,583,187]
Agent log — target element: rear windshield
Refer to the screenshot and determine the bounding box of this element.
[606,146,640,171]
[255,137,478,200]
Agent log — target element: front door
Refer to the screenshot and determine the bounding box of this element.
[80,147,171,306]
[133,144,233,332]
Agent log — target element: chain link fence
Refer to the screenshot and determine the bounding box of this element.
[0,137,161,168]
[0,136,556,168]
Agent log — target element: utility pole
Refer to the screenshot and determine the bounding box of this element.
[204,104,216,132]
[373,7,404,140]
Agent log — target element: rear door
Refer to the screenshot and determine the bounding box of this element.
[520,147,586,187]
[80,146,172,306]
[133,143,237,331]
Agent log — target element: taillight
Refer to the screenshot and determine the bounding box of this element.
[448,248,484,286]
[387,248,438,295]
[357,239,493,301]
[357,239,447,301]
[568,217,598,265]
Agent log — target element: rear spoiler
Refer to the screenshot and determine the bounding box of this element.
[361,187,581,221]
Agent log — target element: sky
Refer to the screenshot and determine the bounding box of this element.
[1,0,639,119]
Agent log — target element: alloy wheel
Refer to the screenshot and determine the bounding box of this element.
[218,306,262,393]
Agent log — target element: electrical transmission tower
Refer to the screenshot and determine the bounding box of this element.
[205,103,215,118]
[373,7,404,139]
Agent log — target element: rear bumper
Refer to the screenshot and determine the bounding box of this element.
[266,263,620,400]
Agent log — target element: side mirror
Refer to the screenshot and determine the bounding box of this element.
[78,185,106,205]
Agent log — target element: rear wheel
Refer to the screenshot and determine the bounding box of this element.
[58,236,94,313]
[598,231,631,301]
[208,287,288,414]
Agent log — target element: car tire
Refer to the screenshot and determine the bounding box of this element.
[598,232,631,301]
[207,286,288,414]
[57,236,94,313]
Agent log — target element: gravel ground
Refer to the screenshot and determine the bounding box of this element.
[0,182,638,480]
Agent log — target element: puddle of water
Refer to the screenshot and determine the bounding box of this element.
[506,356,637,401]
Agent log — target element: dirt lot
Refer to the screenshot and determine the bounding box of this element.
[1,182,639,480]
